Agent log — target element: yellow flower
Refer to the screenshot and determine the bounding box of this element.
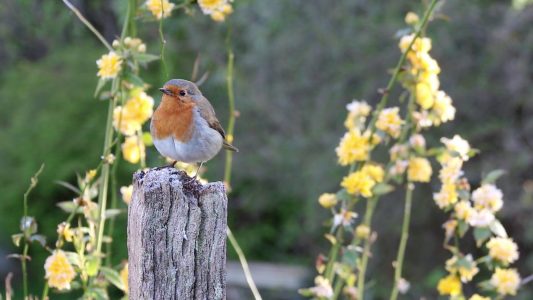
[469,294,490,300]
[318,193,337,209]
[490,268,520,296]
[146,0,175,19]
[113,89,154,136]
[336,129,372,165]
[399,34,432,54]
[434,183,458,209]
[85,169,97,182]
[122,136,145,164]
[432,91,455,125]
[344,100,371,130]
[437,274,461,296]
[376,107,403,138]
[441,135,471,161]
[438,157,463,184]
[198,0,233,22]
[44,250,76,290]
[309,276,333,298]
[407,157,432,182]
[361,164,384,183]
[341,171,375,198]
[445,254,479,283]
[56,222,74,242]
[120,263,129,293]
[355,225,370,239]
[210,11,226,22]
[120,185,134,205]
[472,184,503,213]
[405,12,419,24]
[454,201,474,222]
[469,209,495,228]
[198,0,227,11]
[487,237,519,265]
[415,82,435,109]
[96,51,122,79]
[409,134,426,150]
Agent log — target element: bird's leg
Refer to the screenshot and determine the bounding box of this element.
[192,161,204,178]
[166,160,177,168]
[185,162,204,183]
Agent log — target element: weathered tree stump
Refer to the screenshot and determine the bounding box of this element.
[127,167,227,300]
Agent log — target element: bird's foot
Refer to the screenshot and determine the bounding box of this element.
[184,162,204,184]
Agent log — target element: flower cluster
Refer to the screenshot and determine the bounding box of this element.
[198,0,234,22]
[303,8,523,300]
[435,136,521,297]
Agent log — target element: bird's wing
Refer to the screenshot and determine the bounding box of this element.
[197,96,239,152]
[196,96,226,139]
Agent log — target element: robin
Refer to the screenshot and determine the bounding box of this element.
[151,79,238,174]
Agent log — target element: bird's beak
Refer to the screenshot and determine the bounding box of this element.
[159,88,173,96]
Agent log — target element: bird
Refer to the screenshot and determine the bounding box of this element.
[150,79,238,175]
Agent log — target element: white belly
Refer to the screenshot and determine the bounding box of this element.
[152,110,223,163]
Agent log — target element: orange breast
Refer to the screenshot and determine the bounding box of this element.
[152,97,196,142]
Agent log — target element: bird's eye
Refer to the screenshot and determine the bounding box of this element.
[179,90,186,96]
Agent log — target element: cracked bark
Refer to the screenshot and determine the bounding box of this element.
[128,168,227,300]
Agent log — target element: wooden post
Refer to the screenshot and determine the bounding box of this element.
[127,167,227,300]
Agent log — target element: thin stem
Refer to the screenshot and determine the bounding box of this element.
[95,96,117,257]
[324,227,344,282]
[105,85,126,266]
[332,277,344,300]
[21,243,29,299]
[62,0,113,51]
[224,32,236,186]
[357,197,377,299]
[23,164,45,218]
[227,227,262,300]
[159,0,169,79]
[389,183,414,300]
[42,282,49,300]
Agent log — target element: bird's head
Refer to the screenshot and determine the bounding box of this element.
[159,79,201,103]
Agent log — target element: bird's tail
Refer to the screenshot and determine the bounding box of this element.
[223,141,239,152]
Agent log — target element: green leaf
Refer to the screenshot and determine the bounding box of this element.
[124,72,144,87]
[64,251,81,268]
[86,287,109,300]
[133,53,160,64]
[373,183,395,196]
[297,288,314,297]
[457,221,469,237]
[482,169,506,185]
[490,220,508,238]
[55,180,81,194]
[104,209,123,220]
[478,279,494,291]
[30,234,47,247]
[86,256,100,276]
[336,189,351,202]
[342,246,359,268]
[94,77,108,98]
[100,266,126,291]
[473,227,492,247]
[56,201,82,214]
[12,234,23,247]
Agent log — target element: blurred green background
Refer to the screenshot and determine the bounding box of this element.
[0,0,532,299]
